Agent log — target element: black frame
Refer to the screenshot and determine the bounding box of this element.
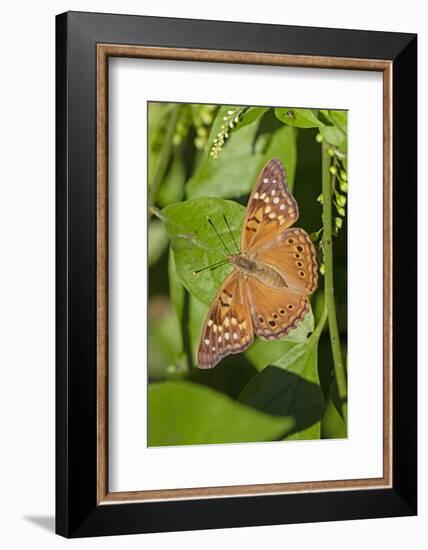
[56,11,417,538]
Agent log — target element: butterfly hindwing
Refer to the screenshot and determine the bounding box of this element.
[198,270,254,369]
[241,158,299,253]
[256,227,318,295]
[246,276,310,340]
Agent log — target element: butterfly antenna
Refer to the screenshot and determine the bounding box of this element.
[223,214,239,254]
[193,259,229,275]
[206,217,232,256]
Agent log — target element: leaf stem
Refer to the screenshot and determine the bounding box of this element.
[149,105,180,206]
[321,143,348,422]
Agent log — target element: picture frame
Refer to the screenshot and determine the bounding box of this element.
[56,10,417,538]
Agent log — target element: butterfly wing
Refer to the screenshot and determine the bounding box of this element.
[198,270,254,369]
[241,158,299,253]
[246,276,310,340]
[256,227,318,295]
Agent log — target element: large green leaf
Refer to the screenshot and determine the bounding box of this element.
[168,249,185,360]
[157,152,186,207]
[319,125,347,153]
[186,108,262,199]
[168,248,184,325]
[245,338,296,372]
[148,308,183,379]
[321,379,347,438]
[148,220,169,267]
[275,108,324,129]
[328,110,348,134]
[239,325,324,439]
[235,106,269,130]
[148,381,294,446]
[162,198,245,305]
[148,103,174,186]
[188,295,208,366]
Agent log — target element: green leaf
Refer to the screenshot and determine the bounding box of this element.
[321,379,348,439]
[328,110,348,134]
[189,295,208,366]
[187,112,262,199]
[168,249,185,349]
[157,152,186,207]
[245,338,296,372]
[262,125,297,191]
[148,307,183,378]
[275,107,324,129]
[162,198,245,305]
[148,103,174,186]
[239,325,324,440]
[148,220,169,266]
[235,106,269,130]
[148,381,294,446]
[319,125,347,153]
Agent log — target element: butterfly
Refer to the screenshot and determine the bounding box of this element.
[197,158,318,369]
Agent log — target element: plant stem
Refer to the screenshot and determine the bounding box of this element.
[149,105,180,207]
[321,143,347,422]
[311,298,328,343]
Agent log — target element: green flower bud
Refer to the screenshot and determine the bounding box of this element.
[315,133,323,143]
[340,180,348,193]
[172,134,182,146]
[329,165,338,176]
[336,206,346,217]
[328,147,335,157]
[340,169,348,181]
[319,263,325,275]
[194,137,206,149]
[201,112,213,125]
[337,194,347,207]
[317,193,324,204]
[335,217,343,229]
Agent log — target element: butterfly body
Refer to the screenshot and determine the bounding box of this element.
[229,254,288,289]
[197,158,318,369]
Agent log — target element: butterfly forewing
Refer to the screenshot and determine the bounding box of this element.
[241,158,299,253]
[256,227,318,295]
[198,270,254,369]
[246,276,310,340]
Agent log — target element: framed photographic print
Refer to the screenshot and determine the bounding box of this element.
[56,11,417,538]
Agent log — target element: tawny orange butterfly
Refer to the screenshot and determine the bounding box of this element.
[197,158,318,369]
